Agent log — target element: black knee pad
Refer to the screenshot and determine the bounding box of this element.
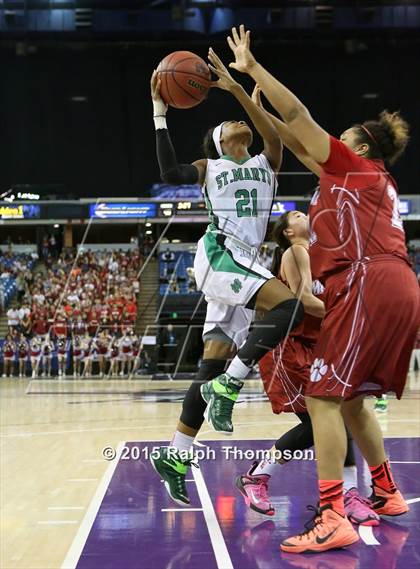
[180,359,226,430]
[238,298,305,367]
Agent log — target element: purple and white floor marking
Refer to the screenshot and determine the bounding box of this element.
[62,438,420,569]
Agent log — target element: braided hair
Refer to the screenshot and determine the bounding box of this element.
[202,127,219,159]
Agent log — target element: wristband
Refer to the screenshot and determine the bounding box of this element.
[153,100,167,116]
[154,115,167,130]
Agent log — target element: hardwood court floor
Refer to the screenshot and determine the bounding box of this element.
[1,374,419,569]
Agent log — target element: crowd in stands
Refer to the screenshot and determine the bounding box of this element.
[0,248,151,378]
[159,249,198,295]
[2,241,419,378]
[158,246,275,296]
[0,251,38,310]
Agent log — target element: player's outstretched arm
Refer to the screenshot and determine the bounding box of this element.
[227,25,330,165]
[151,71,206,185]
[208,48,282,172]
[251,85,321,177]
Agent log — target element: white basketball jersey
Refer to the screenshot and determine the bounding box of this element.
[203,154,278,249]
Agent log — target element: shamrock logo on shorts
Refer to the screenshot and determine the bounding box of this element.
[310,358,328,382]
[230,278,242,294]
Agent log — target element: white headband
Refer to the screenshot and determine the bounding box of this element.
[212,122,226,157]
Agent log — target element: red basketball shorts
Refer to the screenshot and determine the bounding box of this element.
[259,337,314,414]
[305,256,420,400]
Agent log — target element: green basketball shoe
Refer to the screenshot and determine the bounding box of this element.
[150,446,197,506]
[374,396,388,413]
[200,374,244,434]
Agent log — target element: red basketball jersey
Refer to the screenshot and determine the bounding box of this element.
[309,136,409,282]
[279,272,322,345]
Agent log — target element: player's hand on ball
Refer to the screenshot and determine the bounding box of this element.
[208,48,239,92]
[150,70,168,115]
[227,25,257,74]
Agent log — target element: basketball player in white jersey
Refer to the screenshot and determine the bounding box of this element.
[150,51,305,505]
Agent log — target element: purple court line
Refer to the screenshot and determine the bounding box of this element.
[61,437,420,569]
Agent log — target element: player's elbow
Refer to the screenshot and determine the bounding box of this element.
[161,164,199,185]
[284,103,308,125]
[161,167,182,185]
[264,137,282,170]
[269,134,283,151]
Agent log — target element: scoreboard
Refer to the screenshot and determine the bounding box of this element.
[158,200,297,218]
[0,198,415,222]
[158,201,207,217]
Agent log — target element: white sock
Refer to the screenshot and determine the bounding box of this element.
[226,356,251,380]
[251,455,278,477]
[343,466,358,492]
[170,431,194,454]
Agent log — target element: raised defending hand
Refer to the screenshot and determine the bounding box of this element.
[208,48,240,92]
[251,84,264,109]
[150,70,168,115]
[227,25,257,74]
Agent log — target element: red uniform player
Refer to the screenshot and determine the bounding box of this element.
[228,25,420,553]
[238,212,378,526]
[259,279,322,414]
[306,135,419,401]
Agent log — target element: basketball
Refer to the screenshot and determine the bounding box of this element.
[157,51,211,109]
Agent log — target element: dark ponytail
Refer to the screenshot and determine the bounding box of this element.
[270,247,283,277]
[270,212,291,277]
[202,127,220,159]
[355,110,410,165]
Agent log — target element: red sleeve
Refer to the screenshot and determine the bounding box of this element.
[321,135,365,175]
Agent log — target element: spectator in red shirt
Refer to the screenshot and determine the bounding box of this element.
[126,299,137,318]
[32,315,48,337]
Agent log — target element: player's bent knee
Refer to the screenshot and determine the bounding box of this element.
[202,330,236,360]
[264,299,305,348]
[342,395,365,419]
[255,277,295,312]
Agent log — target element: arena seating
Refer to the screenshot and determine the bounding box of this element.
[0,278,16,310]
[159,250,199,295]
[0,253,36,311]
[0,248,143,377]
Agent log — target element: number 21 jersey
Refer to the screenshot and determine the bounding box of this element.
[203,154,277,249]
